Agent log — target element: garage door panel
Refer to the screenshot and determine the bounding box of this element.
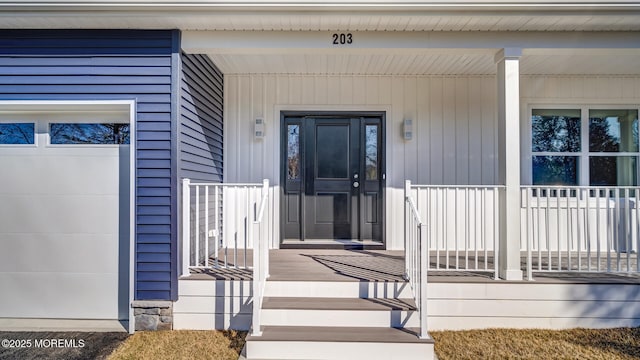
[0,234,118,273]
[0,272,119,319]
[0,154,121,195]
[0,117,129,321]
[0,195,119,234]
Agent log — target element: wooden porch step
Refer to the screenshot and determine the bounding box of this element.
[245,326,435,360]
[262,297,417,311]
[261,297,419,327]
[264,280,413,298]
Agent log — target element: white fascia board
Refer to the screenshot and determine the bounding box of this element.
[182,30,640,54]
[1,0,640,11]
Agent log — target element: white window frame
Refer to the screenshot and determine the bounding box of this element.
[525,104,640,187]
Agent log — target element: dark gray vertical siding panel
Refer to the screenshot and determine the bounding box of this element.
[179,53,224,183]
[0,29,179,301]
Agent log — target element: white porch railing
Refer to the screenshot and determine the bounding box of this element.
[181,178,270,336]
[404,181,428,340]
[251,180,270,337]
[522,186,639,279]
[407,182,503,276]
[181,179,270,273]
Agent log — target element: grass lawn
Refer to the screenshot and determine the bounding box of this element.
[105,328,640,360]
[107,330,246,360]
[431,328,640,360]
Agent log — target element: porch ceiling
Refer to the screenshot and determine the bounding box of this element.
[207,51,640,75]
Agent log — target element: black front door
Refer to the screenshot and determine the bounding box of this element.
[282,112,385,243]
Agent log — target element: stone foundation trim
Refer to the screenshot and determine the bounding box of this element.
[132,300,173,331]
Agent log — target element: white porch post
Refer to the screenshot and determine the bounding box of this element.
[495,48,523,281]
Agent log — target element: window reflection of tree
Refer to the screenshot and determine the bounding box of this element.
[50,123,130,144]
[287,125,299,180]
[365,125,377,180]
[531,112,581,185]
[589,111,638,186]
[0,123,34,144]
[532,109,639,187]
[532,115,581,152]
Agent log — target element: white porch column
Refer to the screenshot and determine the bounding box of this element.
[495,48,523,281]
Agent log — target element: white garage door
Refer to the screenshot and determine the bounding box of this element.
[0,112,130,320]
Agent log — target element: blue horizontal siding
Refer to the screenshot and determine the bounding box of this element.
[178,53,224,183]
[0,29,179,302]
[136,282,171,291]
[138,270,172,282]
[138,243,171,253]
[138,122,172,132]
[138,234,171,243]
[0,57,171,67]
[138,263,172,272]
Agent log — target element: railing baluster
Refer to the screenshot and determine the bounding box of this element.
[577,188,582,272]
[586,188,591,272]
[419,223,428,339]
[482,188,487,271]
[494,188,499,280]
[465,187,469,270]
[596,187,601,271]
[444,189,449,270]
[526,187,532,280]
[616,188,621,272]
[474,188,478,270]
[625,188,630,272]
[607,187,612,272]
[556,187,561,271]
[214,185,220,268]
[435,188,440,270]
[455,188,459,270]
[204,185,209,267]
[195,185,200,267]
[245,186,249,269]
[566,188,571,271]
[546,187,551,271]
[536,187,541,271]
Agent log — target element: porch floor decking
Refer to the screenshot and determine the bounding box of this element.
[186,249,640,283]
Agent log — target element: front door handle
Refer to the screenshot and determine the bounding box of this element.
[353,181,359,188]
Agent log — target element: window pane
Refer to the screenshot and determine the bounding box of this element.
[590,156,637,186]
[287,124,300,180]
[0,123,35,144]
[50,123,130,144]
[589,109,638,152]
[365,125,378,180]
[531,109,581,152]
[316,124,349,179]
[532,156,579,185]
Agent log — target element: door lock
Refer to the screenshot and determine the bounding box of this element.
[353,173,359,179]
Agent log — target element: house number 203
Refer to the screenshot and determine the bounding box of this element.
[332,33,353,45]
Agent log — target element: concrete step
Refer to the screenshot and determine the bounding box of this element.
[264,280,413,299]
[245,326,435,360]
[261,297,419,328]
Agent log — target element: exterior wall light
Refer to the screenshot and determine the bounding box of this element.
[403,119,413,140]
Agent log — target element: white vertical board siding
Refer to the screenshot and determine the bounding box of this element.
[520,75,640,252]
[224,74,498,249]
[521,76,640,103]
